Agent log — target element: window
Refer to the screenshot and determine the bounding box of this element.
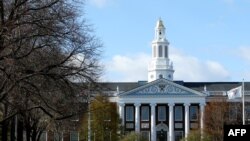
[126,123,134,128]
[141,131,150,141]
[246,105,250,122]
[54,132,63,141]
[165,46,168,58]
[141,123,150,128]
[229,104,238,121]
[126,106,134,121]
[190,106,198,121]
[175,106,183,121]
[158,106,166,121]
[70,131,79,141]
[175,131,183,141]
[141,106,149,121]
[39,131,47,141]
[158,45,163,57]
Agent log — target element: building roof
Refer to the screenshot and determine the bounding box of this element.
[98,80,250,96]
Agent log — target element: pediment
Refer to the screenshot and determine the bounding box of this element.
[118,79,206,97]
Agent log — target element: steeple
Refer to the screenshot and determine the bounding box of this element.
[155,18,166,41]
[148,19,174,82]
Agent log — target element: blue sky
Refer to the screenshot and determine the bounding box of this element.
[85,0,250,82]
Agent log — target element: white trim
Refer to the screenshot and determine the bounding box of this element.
[118,97,205,104]
[168,103,174,141]
[156,122,169,131]
[200,103,205,138]
[184,103,190,138]
[150,103,156,141]
[118,79,206,97]
[135,103,141,132]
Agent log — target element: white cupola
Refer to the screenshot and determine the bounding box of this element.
[148,19,174,82]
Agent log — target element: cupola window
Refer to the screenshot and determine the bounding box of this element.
[165,46,168,58]
[159,45,163,57]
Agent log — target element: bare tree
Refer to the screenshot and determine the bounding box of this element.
[204,101,242,141]
[0,0,102,140]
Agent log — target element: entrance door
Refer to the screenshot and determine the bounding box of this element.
[156,129,167,141]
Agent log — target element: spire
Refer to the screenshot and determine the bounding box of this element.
[156,18,165,28]
[154,18,166,41]
[148,19,174,82]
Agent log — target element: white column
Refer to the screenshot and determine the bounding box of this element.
[135,103,141,132]
[119,103,125,126]
[184,103,190,138]
[168,103,174,141]
[150,103,156,141]
[200,103,205,137]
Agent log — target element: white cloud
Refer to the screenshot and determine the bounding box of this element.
[102,53,150,82]
[89,0,112,8]
[170,47,230,81]
[102,47,231,82]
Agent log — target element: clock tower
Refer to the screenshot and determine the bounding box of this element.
[148,19,174,82]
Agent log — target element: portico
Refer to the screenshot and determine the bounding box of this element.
[117,79,206,141]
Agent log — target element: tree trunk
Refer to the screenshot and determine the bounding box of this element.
[17,120,23,141]
[10,117,15,141]
[26,126,31,141]
[36,131,42,141]
[2,120,9,141]
[31,130,37,141]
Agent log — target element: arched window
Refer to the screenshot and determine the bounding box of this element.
[165,46,168,58]
[159,45,163,57]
